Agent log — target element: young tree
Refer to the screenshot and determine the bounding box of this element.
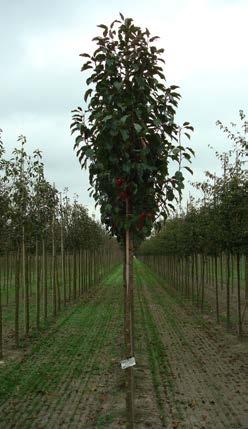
[71,14,193,427]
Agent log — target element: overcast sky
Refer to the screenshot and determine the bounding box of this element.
[1,0,247,217]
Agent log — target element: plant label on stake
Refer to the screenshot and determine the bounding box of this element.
[121,357,136,370]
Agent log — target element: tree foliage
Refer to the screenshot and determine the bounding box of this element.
[71,14,194,244]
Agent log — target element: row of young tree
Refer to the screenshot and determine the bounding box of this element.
[139,111,248,336]
[0,132,121,358]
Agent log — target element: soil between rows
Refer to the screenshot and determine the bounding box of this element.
[0,262,247,428]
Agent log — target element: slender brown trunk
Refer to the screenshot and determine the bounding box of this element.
[237,253,242,336]
[220,252,223,291]
[6,251,9,306]
[15,249,20,348]
[23,226,29,335]
[42,239,48,321]
[36,239,40,330]
[195,254,199,306]
[56,255,61,312]
[125,200,134,429]
[52,217,56,317]
[241,254,248,325]
[60,194,66,306]
[226,252,230,329]
[214,254,219,323]
[201,254,205,312]
[73,250,77,299]
[231,253,234,294]
[191,254,195,302]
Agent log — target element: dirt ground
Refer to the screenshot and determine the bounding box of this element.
[0,262,247,428]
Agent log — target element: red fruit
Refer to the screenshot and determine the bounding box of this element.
[115,177,124,187]
[140,212,146,220]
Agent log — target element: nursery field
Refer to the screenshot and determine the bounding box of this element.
[0,260,247,429]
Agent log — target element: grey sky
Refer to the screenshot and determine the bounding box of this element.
[1,0,247,217]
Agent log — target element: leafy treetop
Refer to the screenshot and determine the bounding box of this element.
[72,14,194,244]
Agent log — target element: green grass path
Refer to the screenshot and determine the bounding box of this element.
[0,265,125,429]
[0,260,247,429]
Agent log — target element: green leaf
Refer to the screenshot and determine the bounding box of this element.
[103,114,113,122]
[79,53,91,58]
[97,24,108,30]
[120,115,128,125]
[174,170,183,181]
[113,81,122,91]
[105,203,112,212]
[149,36,160,42]
[81,63,92,72]
[97,24,108,37]
[123,163,131,174]
[134,123,142,134]
[166,189,174,201]
[74,135,84,147]
[84,89,93,102]
[184,166,193,175]
[120,129,129,141]
[85,148,94,158]
[186,147,195,156]
[119,12,124,20]
[184,132,191,140]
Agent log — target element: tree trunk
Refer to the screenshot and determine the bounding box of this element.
[220,252,223,291]
[36,239,40,330]
[241,254,248,325]
[73,250,77,299]
[237,253,242,336]
[61,225,65,306]
[231,254,234,294]
[226,252,230,330]
[125,200,134,429]
[214,254,219,323]
[195,254,199,306]
[52,218,56,317]
[6,251,9,306]
[23,226,29,335]
[201,254,205,313]
[42,239,48,321]
[15,249,20,348]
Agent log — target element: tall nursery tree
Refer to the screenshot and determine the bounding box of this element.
[71,14,193,428]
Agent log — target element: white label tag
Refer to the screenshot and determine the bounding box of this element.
[121,356,136,369]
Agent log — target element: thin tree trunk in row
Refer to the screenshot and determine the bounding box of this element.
[231,254,234,294]
[201,254,205,313]
[52,217,57,317]
[226,252,230,330]
[42,239,48,321]
[36,239,40,330]
[237,253,242,336]
[241,254,248,325]
[15,249,20,348]
[214,254,219,324]
[73,250,77,300]
[125,200,134,429]
[56,256,61,312]
[220,252,223,291]
[6,251,9,306]
[195,253,199,306]
[23,226,29,335]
